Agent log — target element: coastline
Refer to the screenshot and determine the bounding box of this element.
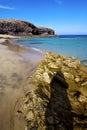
[12,35,87,66]
[0,36,87,130]
[0,38,44,130]
[0,34,57,39]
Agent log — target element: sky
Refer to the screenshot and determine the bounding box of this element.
[0,0,87,34]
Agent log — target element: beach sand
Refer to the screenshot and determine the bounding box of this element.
[0,39,44,130]
[0,34,17,39]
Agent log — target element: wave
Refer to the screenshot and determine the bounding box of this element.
[30,47,46,54]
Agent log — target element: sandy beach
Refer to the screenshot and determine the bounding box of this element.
[0,38,44,130]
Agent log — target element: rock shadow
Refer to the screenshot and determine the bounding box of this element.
[45,71,73,130]
[20,71,73,130]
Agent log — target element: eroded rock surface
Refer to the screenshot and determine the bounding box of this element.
[20,52,87,130]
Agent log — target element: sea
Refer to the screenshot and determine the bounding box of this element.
[14,35,87,66]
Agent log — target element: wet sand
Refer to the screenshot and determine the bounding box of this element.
[0,39,44,130]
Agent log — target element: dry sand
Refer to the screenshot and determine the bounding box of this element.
[0,34,18,39]
[0,39,44,130]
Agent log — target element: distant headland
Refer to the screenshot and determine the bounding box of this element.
[0,19,55,37]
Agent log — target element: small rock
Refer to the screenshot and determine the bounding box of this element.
[75,77,80,83]
[63,59,71,65]
[56,60,62,66]
[48,63,58,69]
[78,95,87,102]
[68,60,80,69]
[26,111,34,121]
[43,72,51,84]
[63,72,74,80]
[81,81,87,86]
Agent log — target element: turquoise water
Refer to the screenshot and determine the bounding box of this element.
[15,35,87,65]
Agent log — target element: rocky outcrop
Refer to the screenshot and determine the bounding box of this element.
[0,19,55,36]
[19,52,87,130]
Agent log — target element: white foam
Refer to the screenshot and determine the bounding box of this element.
[31,47,46,54]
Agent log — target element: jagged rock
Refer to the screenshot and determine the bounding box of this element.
[26,111,34,121]
[20,51,87,130]
[63,72,74,80]
[0,19,55,36]
[43,72,51,84]
[68,60,80,69]
[75,77,80,83]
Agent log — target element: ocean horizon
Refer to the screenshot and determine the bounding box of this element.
[14,35,87,66]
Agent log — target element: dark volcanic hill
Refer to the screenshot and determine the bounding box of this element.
[0,19,55,36]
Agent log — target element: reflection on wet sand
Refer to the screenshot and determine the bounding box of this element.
[0,40,43,130]
[1,40,27,52]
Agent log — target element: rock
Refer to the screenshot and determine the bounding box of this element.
[63,59,72,65]
[43,72,51,84]
[78,95,87,102]
[20,51,87,130]
[48,62,58,69]
[20,72,73,130]
[26,111,34,121]
[0,19,55,36]
[81,81,87,86]
[63,72,74,80]
[35,27,55,35]
[56,60,62,66]
[68,60,80,69]
[75,76,80,83]
[61,66,70,72]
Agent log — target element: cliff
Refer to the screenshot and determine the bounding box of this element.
[19,52,87,130]
[0,19,55,36]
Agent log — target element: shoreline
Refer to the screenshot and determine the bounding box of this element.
[0,36,87,130]
[12,35,87,66]
[0,34,87,66]
[0,38,44,130]
[0,34,57,39]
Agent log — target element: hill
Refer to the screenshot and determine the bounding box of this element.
[0,19,55,36]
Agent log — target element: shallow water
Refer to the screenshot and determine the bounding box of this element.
[14,35,87,65]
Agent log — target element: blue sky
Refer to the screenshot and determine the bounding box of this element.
[0,0,87,34]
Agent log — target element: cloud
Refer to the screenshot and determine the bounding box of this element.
[0,5,15,10]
